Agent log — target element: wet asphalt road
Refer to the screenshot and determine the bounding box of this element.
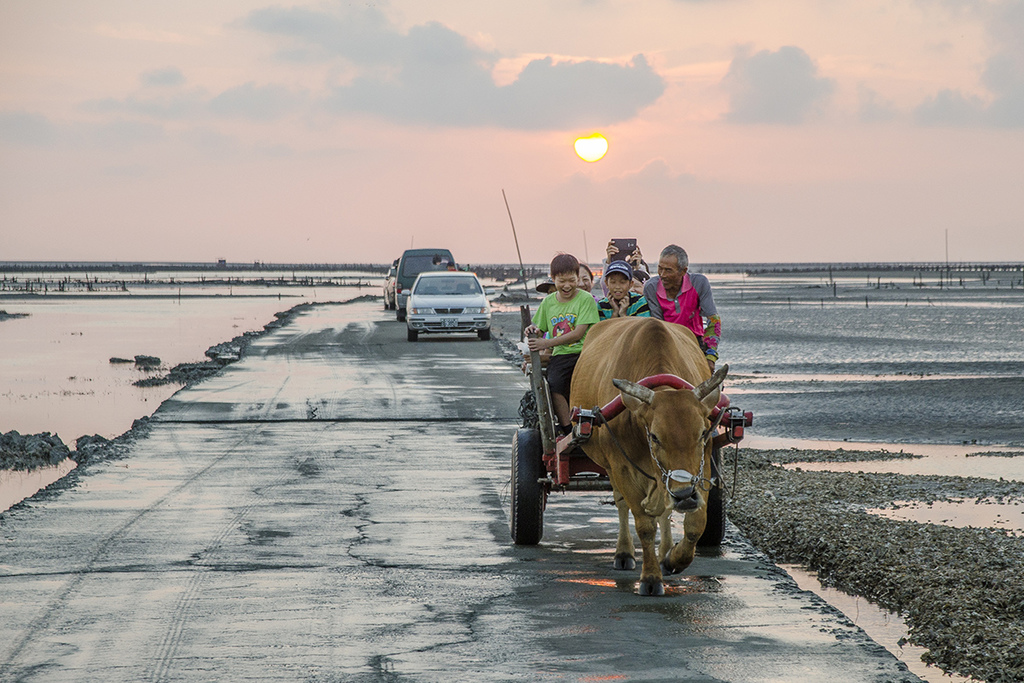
[0,301,920,682]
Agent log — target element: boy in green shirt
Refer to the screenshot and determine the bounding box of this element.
[525,253,600,434]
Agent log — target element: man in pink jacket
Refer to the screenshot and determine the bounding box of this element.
[641,244,721,373]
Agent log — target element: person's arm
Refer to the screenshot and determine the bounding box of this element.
[531,323,589,350]
[692,274,720,368]
[643,278,663,320]
[605,240,619,262]
[626,246,645,273]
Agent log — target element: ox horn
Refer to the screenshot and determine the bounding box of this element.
[693,364,729,401]
[613,378,656,405]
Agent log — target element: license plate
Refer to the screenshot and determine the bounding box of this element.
[441,318,457,328]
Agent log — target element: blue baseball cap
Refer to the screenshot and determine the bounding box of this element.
[604,260,633,281]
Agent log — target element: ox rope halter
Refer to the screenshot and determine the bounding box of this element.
[648,406,725,493]
[593,404,725,491]
[592,408,658,483]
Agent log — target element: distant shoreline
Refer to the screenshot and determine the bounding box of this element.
[3,260,1023,274]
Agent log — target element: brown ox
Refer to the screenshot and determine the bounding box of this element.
[570,316,727,596]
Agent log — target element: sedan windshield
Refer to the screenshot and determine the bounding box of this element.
[413,277,482,296]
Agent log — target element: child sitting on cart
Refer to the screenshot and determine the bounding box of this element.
[597,260,651,320]
[524,253,600,435]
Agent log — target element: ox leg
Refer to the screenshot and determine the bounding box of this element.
[633,513,664,596]
[613,491,636,571]
[664,499,708,575]
[657,511,675,572]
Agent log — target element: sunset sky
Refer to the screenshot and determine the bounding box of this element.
[2,0,1022,265]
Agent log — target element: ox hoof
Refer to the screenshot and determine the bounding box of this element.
[613,554,636,571]
[637,577,665,597]
[661,559,683,576]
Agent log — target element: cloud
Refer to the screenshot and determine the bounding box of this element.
[914,0,1024,127]
[84,90,205,120]
[86,77,304,122]
[140,67,186,88]
[208,83,306,121]
[914,89,986,125]
[857,85,899,123]
[0,111,59,147]
[244,6,664,129]
[241,5,404,64]
[93,119,166,149]
[721,46,835,124]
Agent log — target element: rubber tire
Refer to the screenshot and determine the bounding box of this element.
[478,328,491,341]
[407,328,418,342]
[511,428,544,545]
[697,445,726,547]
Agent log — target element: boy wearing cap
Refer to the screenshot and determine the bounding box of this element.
[597,260,651,320]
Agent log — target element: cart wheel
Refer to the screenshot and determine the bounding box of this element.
[407,328,418,342]
[697,445,726,547]
[477,328,491,341]
[511,428,545,545]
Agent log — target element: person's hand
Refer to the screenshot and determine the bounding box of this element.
[707,359,716,374]
[527,336,547,352]
[613,297,629,317]
[605,240,618,261]
[627,247,643,268]
[524,324,540,338]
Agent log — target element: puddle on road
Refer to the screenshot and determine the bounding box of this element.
[780,564,974,683]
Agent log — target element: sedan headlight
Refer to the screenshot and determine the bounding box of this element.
[408,307,432,315]
[463,307,488,314]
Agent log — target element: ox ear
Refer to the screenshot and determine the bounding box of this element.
[693,364,729,411]
[613,378,655,413]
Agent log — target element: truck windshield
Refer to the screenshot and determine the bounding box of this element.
[402,254,451,276]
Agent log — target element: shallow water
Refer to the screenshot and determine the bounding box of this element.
[0,459,77,511]
[778,451,1024,483]
[780,564,974,683]
[867,499,1024,535]
[0,293,339,444]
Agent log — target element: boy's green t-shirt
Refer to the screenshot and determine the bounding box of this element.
[531,290,600,356]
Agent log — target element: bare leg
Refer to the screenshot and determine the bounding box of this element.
[552,392,571,429]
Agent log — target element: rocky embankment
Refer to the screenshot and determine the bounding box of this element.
[0,420,149,473]
[727,449,1024,683]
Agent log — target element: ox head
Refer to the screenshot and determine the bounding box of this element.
[612,365,728,512]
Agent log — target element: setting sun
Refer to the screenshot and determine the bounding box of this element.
[574,133,609,162]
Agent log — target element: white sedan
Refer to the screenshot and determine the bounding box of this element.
[405,271,492,342]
